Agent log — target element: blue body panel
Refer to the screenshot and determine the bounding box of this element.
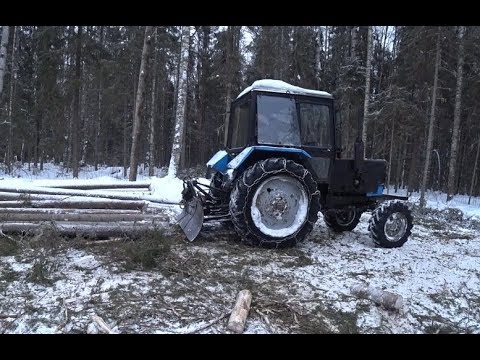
[206,150,230,173]
[227,146,312,170]
[366,184,384,197]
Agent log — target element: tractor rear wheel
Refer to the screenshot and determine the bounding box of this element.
[368,200,413,248]
[323,208,361,232]
[229,158,320,248]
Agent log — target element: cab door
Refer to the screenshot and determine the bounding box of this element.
[296,98,335,183]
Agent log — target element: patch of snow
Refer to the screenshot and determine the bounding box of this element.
[72,255,99,270]
[149,175,184,203]
[387,187,480,221]
[237,79,333,99]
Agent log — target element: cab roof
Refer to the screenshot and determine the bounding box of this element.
[236,79,333,100]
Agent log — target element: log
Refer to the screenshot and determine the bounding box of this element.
[38,181,151,190]
[0,185,178,205]
[0,221,172,238]
[0,190,148,201]
[91,315,118,334]
[0,208,143,215]
[0,200,147,210]
[227,289,252,334]
[0,192,74,201]
[0,212,169,223]
[350,283,403,311]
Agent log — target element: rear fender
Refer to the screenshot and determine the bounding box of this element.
[227,146,312,173]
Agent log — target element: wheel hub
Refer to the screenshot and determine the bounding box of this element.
[336,209,356,226]
[384,212,408,242]
[269,196,288,219]
[250,175,308,238]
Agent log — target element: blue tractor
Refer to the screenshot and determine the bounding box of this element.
[177,80,413,249]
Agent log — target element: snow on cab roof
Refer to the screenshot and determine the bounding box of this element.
[236,79,333,99]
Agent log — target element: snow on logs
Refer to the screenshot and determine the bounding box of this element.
[0,181,177,239]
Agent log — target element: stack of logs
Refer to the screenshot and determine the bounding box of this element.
[0,181,176,238]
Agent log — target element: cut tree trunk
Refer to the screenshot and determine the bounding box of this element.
[0,186,178,204]
[227,289,252,334]
[0,222,171,238]
[351,283,403,311]
[36,182,151,190]
[0,208,150,215]
[0,199,147,210]
[0,212,168,223]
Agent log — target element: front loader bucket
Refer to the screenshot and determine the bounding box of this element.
[176,197,204,241]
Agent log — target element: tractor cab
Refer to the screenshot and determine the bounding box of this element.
[224,80,335,184]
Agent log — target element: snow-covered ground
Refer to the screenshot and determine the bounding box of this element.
[1,163,479,333]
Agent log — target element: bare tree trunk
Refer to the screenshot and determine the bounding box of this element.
[0,26,9,98]
[148,30,158,177]
[468,137,480,205]
[446,26,466,201]
[223,26,233,147]
[386,118,395,194]
[198,27,210,164]
[362,26,372,156]
[350,26,357,59]
[94,26,104,172]
[420,28,441,208]
[377,26,388,91]
[6,26,17,174]
[315,26,323,86]
[72,26,83,178]
[123,101,128,178]
[167,26,190,178]
[129,26,154,181]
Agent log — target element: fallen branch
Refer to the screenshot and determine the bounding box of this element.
[0,229,15,241]
[227,290,253,333]
[0,314,18,319]
[186,312,230,334]
[91,315,118,334]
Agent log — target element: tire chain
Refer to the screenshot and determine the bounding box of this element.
[229,158,320,248]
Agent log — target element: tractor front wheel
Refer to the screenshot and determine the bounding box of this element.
[368,200,413,248]
[229,158,320,248]
[323,208,362,232]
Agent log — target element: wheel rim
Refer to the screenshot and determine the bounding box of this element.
[250,175,308,238]
[335,209,357,226]
[384,212,408,242]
